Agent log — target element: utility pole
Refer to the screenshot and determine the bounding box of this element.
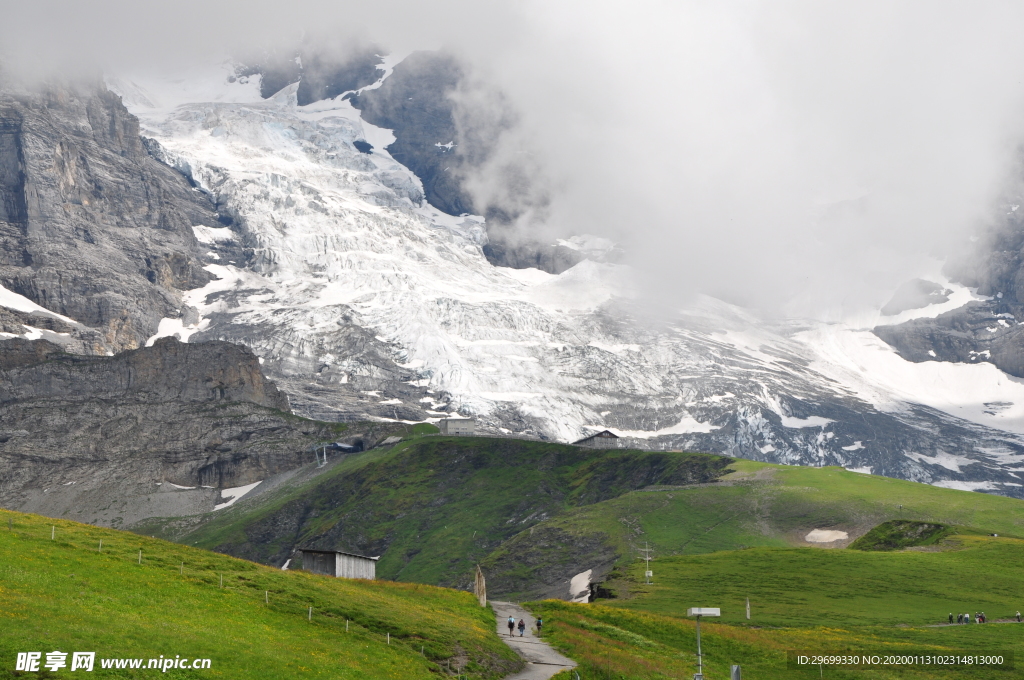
[687,608,720,680]
[696,614,704,679]
[639,542,654,584]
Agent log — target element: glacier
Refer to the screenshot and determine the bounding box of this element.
[102,58,1024,496]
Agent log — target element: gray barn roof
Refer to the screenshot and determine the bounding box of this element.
[299,548,380,561]
[571,430,620,445]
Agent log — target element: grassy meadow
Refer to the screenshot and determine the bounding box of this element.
[0,510,519,679]
[512,461,1024,679]
[531,533,1024,679]
[517,459,1024,570]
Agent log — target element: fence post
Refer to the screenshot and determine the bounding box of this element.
[219,574,223,588]
[51,526,55,540]
[308,606,312,621]
[180,562,183,575]
[138,550,142,564]
[98,539,102,553]
[265,591,268,604]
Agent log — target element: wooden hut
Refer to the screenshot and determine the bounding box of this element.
[299,548,378,580]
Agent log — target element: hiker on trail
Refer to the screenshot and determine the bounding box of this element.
[949,613,953,624]
[518,619,526,636]
[536,617,543,633]
[1017,611,1021,623]
[507,616,515,636]
[957,613,963,625]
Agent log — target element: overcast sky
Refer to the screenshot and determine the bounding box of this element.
[6,1,1024,318]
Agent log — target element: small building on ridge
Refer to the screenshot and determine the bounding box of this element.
[572,430,621,449]
[439,417,476,435]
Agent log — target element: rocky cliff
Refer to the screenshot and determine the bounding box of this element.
[0,81,218,352]
[873,184,1024,378]
[0,337,388,528]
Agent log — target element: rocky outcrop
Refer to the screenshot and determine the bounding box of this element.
[0,336,288,407]
[0,337,370,527]
[875,301,1024,377]
[0,82,219,352]
[349,51,475,217]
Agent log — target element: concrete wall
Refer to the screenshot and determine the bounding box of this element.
[440,419,475,435]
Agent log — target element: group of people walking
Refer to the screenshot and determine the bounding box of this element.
[949,612,1009,624]
[506,615,543,636]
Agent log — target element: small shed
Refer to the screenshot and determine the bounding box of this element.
[572,430,621,449]
[439,417,476,435]
[299,548,378,580]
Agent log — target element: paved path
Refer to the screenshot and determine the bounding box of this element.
[492,601,576,680]
[926,619,1023,627]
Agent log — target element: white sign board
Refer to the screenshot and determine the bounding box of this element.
[687,608,720,617]
[645,571,653,577]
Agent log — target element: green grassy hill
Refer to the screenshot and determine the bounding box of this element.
[0,510,519,679]
[482,458,1024,598]
[136,439,1024,603]
[533,533,1024,680]
[136,436,731,595]
[608,534,1023,627]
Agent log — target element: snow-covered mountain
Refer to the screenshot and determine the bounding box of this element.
[93,55,1024,497]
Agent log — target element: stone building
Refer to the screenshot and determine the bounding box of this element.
[439,417,476,435]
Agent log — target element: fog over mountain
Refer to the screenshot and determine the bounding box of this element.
[6,1,1024,506]
[6,1,1024,316]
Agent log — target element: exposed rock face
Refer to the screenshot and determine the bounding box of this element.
[0,82,218,352]
[350,52,584,275]
[480,239,585,276]
[0,337,357,527]
[350,51,476,218]
[1,336,288,407]
[873,182,1024,380]
[875,301,1024,378]
[235,45,383,105]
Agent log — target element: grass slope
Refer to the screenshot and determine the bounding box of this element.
[141,437,730,591]
[849,520,956,551]
[141,445,1024,603]
[609,535,1024,627]
[487,459,1024,598]
[534,600,1022,680]
[0,510,519,679]
[529,528,1024,678]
